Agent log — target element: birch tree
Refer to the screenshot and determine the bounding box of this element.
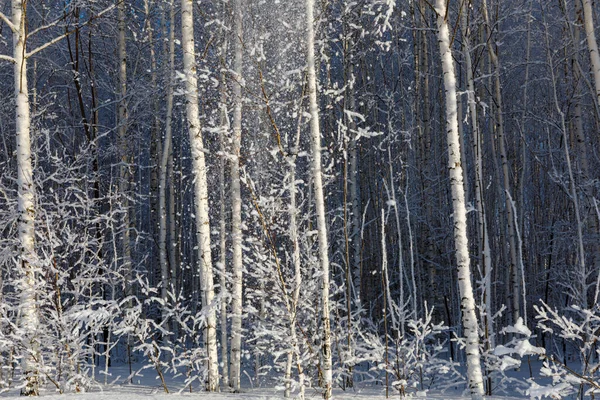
[180,0,219,390]
[229,0,244,391]
[582,0,600,111]
[435,1,484,398]
[305,0,332,397]
[460,0,494,358]
[5,0,40,394]
[159,0,176,333]
[480,0,522,325]
[0,1,111,394]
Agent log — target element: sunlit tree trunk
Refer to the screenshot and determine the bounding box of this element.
[435,1,484,398]
[305,0,332,397]
[12,0,39,394]
[229,0,244,391]
[582,0,600,111]
[181,0,220,390]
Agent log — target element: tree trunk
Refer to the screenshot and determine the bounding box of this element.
[229,0,244,391]
[460,0,494,351]
[305,0,332,397]
[181,0,220,390]
[13,0,39,394]
[218,35,230,389]
[435,1,485,398]
[582,0,600,111]
[481,0,521,325]
[118,0,133,303]
[159,0,176,337]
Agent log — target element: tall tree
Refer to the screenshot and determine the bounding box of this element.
[229,0,244,391]
[10,0,39,394]
[435,0,485,398]
[305,0,333,397]
[481,0,521,324]
[180,0,220,390]
[159,0,176,334]
[582,0,600,112]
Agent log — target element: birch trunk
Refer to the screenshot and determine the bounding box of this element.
[582,0,600,111]
[284,108,305,399]
[118,0,133,302]
[284,157,305,399]
[435,1,484,398]
[345,62,361,299]
[305,0,332,397]
[218,36,230,389]
[542,13,587,308]
[168,154,177,293]
[12,0,39,394]
[574,0,591,178]
[145,0,160,280]
[229,0,244,391]
[159,0,175,333]
[460,0,494,350]
[481,0,521,324]
[181,0,220,390]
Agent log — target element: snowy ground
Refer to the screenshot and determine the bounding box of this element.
[0,387,527,400]
[0,363,535,399]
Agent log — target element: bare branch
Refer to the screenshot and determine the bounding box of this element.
[26,31,73,58]
[28,17,66,37]
[0,11,17,33]
[0,54,16,63]
[26,4,116,59]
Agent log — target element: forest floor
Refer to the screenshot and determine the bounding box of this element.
[0,387,528,400]
[0,367,528,400]
[0,362,537,399]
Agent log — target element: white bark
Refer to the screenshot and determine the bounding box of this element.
[181,0,220,390]
[284,109,305,399]
[229,0,244,391]
[583,0,600,110]
[435,2,484,398]
[218,36,230,389]
[285,156,305,399]
[159,0,176,332]
[305,0,332,397]
[118,0,133,301]
[13,0,39,394]
[387,149,405,334]
[460,0,494,349]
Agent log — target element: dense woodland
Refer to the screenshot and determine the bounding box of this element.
[1,0,600,398]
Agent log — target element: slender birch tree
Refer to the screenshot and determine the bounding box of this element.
[229,0,244,391]
[159,0,176,332]
[480,0,521,325]
[8,0,39,394]
[181,0,220,390]
[582,0,600,111]
[305,0,333,397]
[218,35,230,389]
[460,0,494,352]
[435,1,484,398]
